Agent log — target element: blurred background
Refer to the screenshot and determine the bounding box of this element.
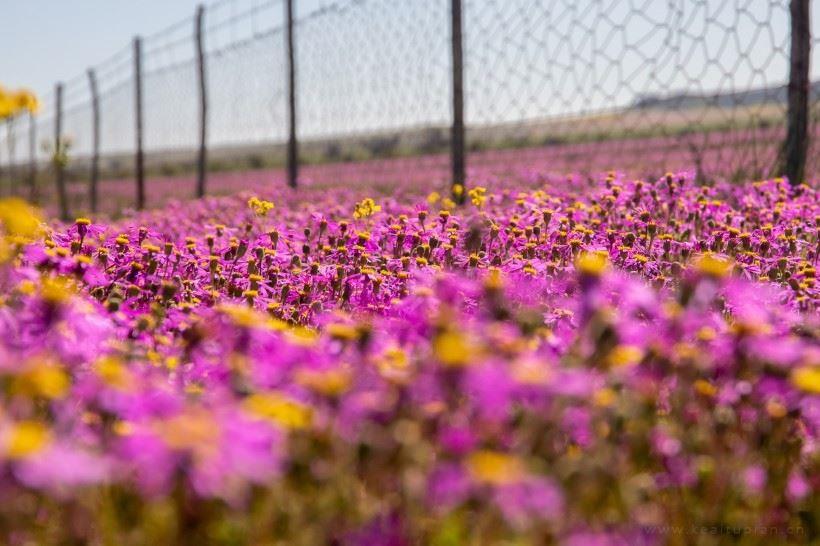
[1,0,819,216]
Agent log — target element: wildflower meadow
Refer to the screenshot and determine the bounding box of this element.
[0,170,817,545]
[1,0,819,543]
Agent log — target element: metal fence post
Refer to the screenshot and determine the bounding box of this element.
[781,0,811,186]
[88,68,100,213]
[134,36,145,210]
[285,0,298,189]
[450,0,466,203]
[28,111,37,203]
[195,4,208,198]
[54,83,69,221]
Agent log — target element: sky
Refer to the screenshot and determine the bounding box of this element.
[6,1,811,103]
[1,0,337,100]
[1,1,206,98]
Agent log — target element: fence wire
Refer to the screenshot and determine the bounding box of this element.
[463,0,818,182]
[0,0,818,214]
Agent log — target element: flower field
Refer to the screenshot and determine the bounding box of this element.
[0,171,818,544]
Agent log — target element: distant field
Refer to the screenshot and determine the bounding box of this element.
[4,101,818,217]
[33,101,798,174]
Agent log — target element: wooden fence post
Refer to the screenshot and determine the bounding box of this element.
[134,36,145,209]
[28,111,37,203]
[450,0,466,203]
[195,4,208,198]
[781,0,811,186]
[285,0,298,189]
[54,83,69,221]
[88,68,100,213]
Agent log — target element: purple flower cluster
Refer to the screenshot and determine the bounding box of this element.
[0,171,817,544]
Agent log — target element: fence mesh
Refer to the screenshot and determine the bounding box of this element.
[207,1,287,151]
[462,0,815,183]
[1,0,818,215]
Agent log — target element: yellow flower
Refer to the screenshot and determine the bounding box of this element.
[376,346,412,382]
[791,366,820,394]
[155,408,219,454]
[5,421,51,459]
[14,360,70,399]
[575,250,608,276]
[694,253,732,278]
[593,387,617,407]
[0,86,33,119]
[441,197,456,210]
[113,420,134,436]
[466,450,524,485]
[296,367,351,396]
[243,392,312,430]
[94,356,133,390]
[0,198,42,239]
[766,399,787,418]
[696,326,717,341]
[0,87,13,119]
[219,303,264,328]
[285,325,318,346]
[433,330,473,367]
[483,268,504,291]
[326,323,360,341]
[426,191,441,205]
[468,186,487,207]
[694,379,718,397]
[13,89,40,115]
[40,276,75,304]
[353,198,381,219]
[248,196,275,216]
[606,344,644,368]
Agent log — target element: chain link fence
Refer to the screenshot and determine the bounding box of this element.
[0,0,817,217]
